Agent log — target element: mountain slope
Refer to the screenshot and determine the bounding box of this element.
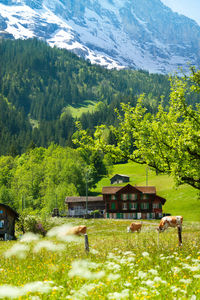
[0,0,200,73]
[0,39,170,155]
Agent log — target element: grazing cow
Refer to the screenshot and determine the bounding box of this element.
[127,222,142,233]
[66,225,87,236]
[157,216,183,232]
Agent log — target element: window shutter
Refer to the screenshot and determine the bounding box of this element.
[147,203,149,209]
[111,203,116,210]
[159,203,162,209]
[127,194,129,200]
[121,194,123,200]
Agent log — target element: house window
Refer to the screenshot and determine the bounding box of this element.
[122,203,127,210]
[129,203,137,210]
[130,194,137,200]
[111,195,116,200]
[111,203,116,210]
[153,203,159,209]
[121,194,129,200]
[142,194,149,200]
[0,220,4,228]
[141,203,149,209]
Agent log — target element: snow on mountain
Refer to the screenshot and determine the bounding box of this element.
[0,0,200,74]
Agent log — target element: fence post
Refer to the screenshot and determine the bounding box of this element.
[84,234,89,252]
[177,225,182,246]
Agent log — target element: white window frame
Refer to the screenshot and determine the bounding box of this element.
[130,194,137,200]
[153,203,160,209]
[141,202,149,209]
[130,203,137,210]
[122,202,127,210]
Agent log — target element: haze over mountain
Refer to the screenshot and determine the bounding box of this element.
[0,0,200,74]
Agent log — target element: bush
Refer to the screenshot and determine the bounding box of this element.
[17,213,47,236]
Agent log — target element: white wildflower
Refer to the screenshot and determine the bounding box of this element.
[107,289,129,299]
[179,279,192,284]
[126,257,135,263]
[20,232,40,243]
[191,295,197,300]
[107,273,120,281]
[138,271,147,279]
[186,255,191,260]
[107,253,121,261]
[0,285,22,298]
[0,281,54,299]
[33,241,65,253]
[105,261,121,272]
[90,248,99,255]
[68,260,105,280]
[123,251,135,256]
[47,224,81,242]
[124,282,132,287]
[67,282,104,299]
[22,281,53,294]
[142,279,155,287]
[171,286,181,293]
[171,266,181,273]
[193,275,200,278]
[142,252,149,257]
[139,287,148,296]
[153,277,167,284]
[4,244,29,259]
[148,269,158,275]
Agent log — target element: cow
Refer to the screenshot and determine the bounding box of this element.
[127,222,142,233]
[65,225,87,236]
[157,216,183,232]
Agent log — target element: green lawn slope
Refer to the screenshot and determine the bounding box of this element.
[92,161,200,221]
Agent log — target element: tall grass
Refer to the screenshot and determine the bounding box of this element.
[0,218,199,299]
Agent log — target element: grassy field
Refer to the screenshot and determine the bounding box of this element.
[63,100,97,118]
[0,218,199,299]
[92,161,200,222]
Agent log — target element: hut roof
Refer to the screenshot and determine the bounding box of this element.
[0,203,19,218]
[65,196,103,203]
[110,174,130,179]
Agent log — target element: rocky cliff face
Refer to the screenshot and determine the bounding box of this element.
[0,0,200,74]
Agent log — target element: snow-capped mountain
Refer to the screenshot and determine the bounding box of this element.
[0,0,200,74]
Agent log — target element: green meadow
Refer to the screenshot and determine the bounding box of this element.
[0,218,199,299]
[63,100,97,118]
[0,162,199,299]
[93,161,200,221]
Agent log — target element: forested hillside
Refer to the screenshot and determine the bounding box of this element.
[0,38,170,155]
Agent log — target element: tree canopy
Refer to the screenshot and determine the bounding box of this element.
[74,68,200,190]
[0,144,110,213]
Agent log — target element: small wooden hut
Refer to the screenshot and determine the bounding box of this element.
[0,203,19,240]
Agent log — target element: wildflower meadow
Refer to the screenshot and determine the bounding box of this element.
[0,218,200,299]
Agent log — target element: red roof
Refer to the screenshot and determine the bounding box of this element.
[102,185,156,194]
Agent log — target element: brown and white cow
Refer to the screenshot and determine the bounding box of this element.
[65,225,87,236]
[157,216,183,232]
[127,222,142,233]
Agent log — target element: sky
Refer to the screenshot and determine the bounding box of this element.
[161,0,200,25]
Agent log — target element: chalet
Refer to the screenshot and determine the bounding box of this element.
[65,196,104,217]
[110,174,130,185]
[102,184,166,219]
[0,203,19,240]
